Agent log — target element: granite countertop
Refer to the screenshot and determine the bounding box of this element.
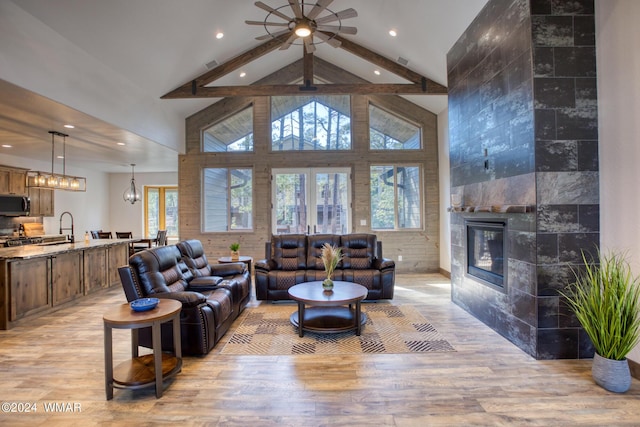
[0,239,133,260]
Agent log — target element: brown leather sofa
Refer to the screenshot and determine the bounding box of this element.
[255,233,395,301]
[118,241,250,355]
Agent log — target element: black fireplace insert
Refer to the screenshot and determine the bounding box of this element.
[465,219,507,291]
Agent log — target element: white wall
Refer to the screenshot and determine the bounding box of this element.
[596,0,640,365]
[108,171,178,238]
[438,109,451,273]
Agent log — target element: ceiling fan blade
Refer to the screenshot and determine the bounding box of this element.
[246,20,290,27]
[279,32,298,50]
[316,25,357,35]
[304,37,316,53]
[314,8,358,25]
[255,28,291,41]
[306,0,334,20]
[254,1,292,22]
[314,31,341,48]
[288,0,303,19]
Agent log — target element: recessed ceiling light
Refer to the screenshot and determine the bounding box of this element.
[374,70,381,76]
[63,124,75,128]
[117,142,126,146]
[216,32,224,39]
[389,29,397,37]
[239,72,246,78]
[1,144,12,148]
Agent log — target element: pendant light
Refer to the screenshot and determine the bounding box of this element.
[27,131,87,192]
[123,163,141,204]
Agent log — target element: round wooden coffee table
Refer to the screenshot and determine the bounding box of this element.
[287,281,368,337]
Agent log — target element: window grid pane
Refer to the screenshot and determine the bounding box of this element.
[369,104,422,150]
[203,168,253,232]
[370,165,422,230]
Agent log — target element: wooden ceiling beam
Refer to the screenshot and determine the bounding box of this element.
[161,83,445,98]
[161,34,289,99]
[331,34,447,93]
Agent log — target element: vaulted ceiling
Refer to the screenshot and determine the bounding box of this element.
[0,0,487,173]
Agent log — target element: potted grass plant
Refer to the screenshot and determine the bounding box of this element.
[320,243,343,291]
[561,250,640,393]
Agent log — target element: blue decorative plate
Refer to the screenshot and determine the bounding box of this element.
[130,297,159,312]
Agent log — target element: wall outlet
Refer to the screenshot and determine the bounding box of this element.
[360,219,367,226]
[398,255,403,261]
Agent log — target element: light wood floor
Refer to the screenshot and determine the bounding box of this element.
[1,274,639,426]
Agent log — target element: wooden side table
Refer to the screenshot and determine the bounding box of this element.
[218,255,253,275]
[103,299,182,400]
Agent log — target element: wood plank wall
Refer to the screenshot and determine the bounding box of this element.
[181,59,439,273]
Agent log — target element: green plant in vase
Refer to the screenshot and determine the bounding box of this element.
[561,250,640,393]
[229,242,240,260]
[321,243,343,291]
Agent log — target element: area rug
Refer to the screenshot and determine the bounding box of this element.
[220,303,455,355]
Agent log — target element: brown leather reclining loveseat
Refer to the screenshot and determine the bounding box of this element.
[255,233,395,301]
[118,240,250,355]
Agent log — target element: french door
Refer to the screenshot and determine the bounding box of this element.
[272,168,351,235]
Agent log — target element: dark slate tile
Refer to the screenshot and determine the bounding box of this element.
[535,140,578,172]
[507,51,533,90]
[535,109,557,140]
[558,232,599,263]
[510,113,535,149]
[534,78,576,109]
[480,71,509,106]
[574,15,596,46]
[575,78,597,108]
[507,258,537,295]
[554,47,597,77]
[508,230,536,264]
[559,294,582,328]
[533,47,554,77]
[551,0,594,15]
[511,288,537,326]
[556,107,598,140]
[532,16,574,47]
[537,263,575,296]
[531,0,552,15]
[537,233,559,264]
[538,296,559,328]
[537,204,579,232]
[503,24,532,67]
[578,329,595,359]
[578,204,599,232]
[493,148,535,179]
[537,328,579,359]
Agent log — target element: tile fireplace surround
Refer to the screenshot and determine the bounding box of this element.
[447,0,599,360]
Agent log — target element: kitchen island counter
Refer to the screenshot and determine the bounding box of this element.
[0,238,133,260]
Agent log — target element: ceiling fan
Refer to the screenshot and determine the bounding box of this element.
[246,0,358,53]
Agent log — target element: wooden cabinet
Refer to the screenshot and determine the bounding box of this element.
[8,258,50,321]
[28,187,54,217]
[51,251,83,306]
[108,244,129,287]
[84,246,108,295]
[0,166,28,195]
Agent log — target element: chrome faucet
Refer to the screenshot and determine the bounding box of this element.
[59,211,74,243]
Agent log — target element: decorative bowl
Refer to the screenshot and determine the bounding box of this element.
[130,297,159,312]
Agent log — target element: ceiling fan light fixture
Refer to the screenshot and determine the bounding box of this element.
[294,22,312,38]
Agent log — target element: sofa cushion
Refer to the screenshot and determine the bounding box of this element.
[177,239,213,277]
[306,234,341,270]
[129,245,189,295]
[340,234,376,270]
[271,234,307,271]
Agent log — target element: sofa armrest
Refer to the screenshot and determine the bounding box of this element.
[255,258,274,272]
[210,262,246,276]
[373,257,396,271]
[188,276,223,292]
[155,291,207,308]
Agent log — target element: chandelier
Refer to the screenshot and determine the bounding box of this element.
[123,163,141,204]
[27,131,87,192]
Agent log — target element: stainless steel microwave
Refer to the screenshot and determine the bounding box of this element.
[0,195,30,216]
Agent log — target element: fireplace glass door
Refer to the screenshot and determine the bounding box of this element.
[466,220,507,290]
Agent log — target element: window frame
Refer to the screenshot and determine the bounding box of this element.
[144,186,178,239]
[369,164,424,231]
[201,167,254,233]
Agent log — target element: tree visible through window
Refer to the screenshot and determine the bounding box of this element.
[370,165,422,230]
[203,168,253,232]
[271,95,351,150]
[145,187,178,239]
